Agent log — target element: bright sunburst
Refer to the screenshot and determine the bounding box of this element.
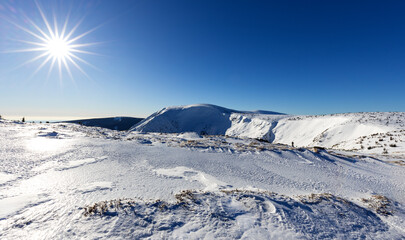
[9,1,100,82]
[47,37,71,59]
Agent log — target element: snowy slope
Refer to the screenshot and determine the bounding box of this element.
[272,112,405,155]
[226,113,286,141]
[130,105,405,155]
[1,120,405,239]
[131,104,234,135]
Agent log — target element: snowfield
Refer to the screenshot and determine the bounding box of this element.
[1,105,405,239]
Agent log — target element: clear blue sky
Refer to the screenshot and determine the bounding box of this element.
[1,0,404,120]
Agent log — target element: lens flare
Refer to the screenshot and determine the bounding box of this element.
[6,1,101,83]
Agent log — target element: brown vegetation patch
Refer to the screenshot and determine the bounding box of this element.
[361,195,393,216]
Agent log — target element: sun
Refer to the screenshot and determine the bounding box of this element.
[46,37,71,59]
[7,1,100,82]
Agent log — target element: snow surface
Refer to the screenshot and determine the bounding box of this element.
[1,118,405,239]
[0,172,16,185]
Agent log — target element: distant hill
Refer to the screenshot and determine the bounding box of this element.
[130,104,285,136]
[64,117,143,131]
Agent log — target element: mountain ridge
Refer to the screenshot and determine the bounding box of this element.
[129,104,405,155]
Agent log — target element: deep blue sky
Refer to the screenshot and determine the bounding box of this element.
[1,0,404,120]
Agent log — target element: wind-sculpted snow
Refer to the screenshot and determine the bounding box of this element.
[80,190,399,239]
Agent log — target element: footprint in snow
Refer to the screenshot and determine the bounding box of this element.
[55,156,108,171]
[76,182,113,194]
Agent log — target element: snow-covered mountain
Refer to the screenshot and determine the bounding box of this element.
[130,104,284,136]
[131,104,405,155]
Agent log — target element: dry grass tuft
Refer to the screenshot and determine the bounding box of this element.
[386,160,405,166]
[299,193,334,204]
[361,195,393,216]
[83,198,137,217]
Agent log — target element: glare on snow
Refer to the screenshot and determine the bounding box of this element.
[9,1,99,82]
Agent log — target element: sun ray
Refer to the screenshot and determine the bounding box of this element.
[66,55,90,79]
[47,57,57,79]
[35,0,55,39]
[69,49,101,56]
[11,39,47,47]
[25,17,51,41]
[66,25,101,44]
[63,17,84,42]
[60,11,71,39]
[30,54,53,78]
[62,57,76,86]
[6,19,48,42]
[12,51,49,71]
[69,42,104,48]
[62,58,72,79]
[68,52,100,71]
[57,57,63,84]
[53,14,59,38]
[4,47,48,53]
